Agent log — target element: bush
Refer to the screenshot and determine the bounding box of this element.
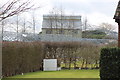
[2,42,44,77]
[100,47,120,79]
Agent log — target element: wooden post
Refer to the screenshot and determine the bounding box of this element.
[118,23,120,47]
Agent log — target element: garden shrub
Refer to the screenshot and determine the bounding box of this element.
[100,47,120,79]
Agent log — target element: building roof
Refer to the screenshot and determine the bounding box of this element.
[114,0,120,22]
[43,15,81,20]
[42,15,82,29]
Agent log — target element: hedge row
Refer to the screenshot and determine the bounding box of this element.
[100,47,120,79]
[2,42,44,77]
[3,41,81,77]
[2,41,101,77]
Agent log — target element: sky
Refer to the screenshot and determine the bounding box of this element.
[33,0,119,33]
[0,0,119,33]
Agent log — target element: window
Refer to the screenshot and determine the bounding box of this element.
[46,29,52,34]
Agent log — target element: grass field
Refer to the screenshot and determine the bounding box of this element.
[8,69,99,78]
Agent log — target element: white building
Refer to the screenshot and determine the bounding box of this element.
[42,15,82,38]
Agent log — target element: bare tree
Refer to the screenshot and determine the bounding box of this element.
[9,15,20,41]
[16,15,19,41]
[1,19,5,41]
[0,0,41,42]
[51,8,59,34]
[31,8,39,36]
[59,7,64,34]
[99,23,116,34]
[32,11,36,36]
[0,0,37,22]
[48,7,64,34]
[82,17,93,31]
[82,17,88,31]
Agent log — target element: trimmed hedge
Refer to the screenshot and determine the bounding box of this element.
[2,42,44,77]
[100,47,120,79]
[2,41,101,77]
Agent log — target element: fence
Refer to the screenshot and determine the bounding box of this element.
[1,31,117,45]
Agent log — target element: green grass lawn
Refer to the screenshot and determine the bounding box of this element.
[8,69,99,78]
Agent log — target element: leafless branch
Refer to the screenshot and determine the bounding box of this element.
[0,0,39,22]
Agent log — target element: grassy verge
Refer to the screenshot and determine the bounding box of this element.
[7,69,99,78]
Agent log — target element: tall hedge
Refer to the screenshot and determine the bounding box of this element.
[100,48,120,79]
[2,42,44,77]
[2,41,101,77]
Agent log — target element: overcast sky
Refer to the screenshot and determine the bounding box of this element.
[34,0,119,32]
[1,0,119,33]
